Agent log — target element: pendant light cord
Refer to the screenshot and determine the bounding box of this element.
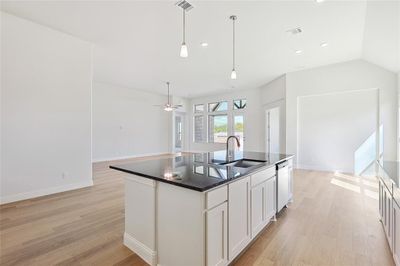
[182,9,185,44]
[167,82,170,105]
[233,18,235,70]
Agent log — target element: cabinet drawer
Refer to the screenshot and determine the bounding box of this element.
[206,185,228,210]
[251,167,275,187]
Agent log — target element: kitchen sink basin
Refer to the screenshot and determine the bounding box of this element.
[221,159,265,168]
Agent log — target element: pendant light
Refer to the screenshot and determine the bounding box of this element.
[180,9,188,58]
[176,1,193,57]
[230,15,237,79]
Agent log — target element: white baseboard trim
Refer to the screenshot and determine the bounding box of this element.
[92,152,172,163]
[0,179,93,205]
[124,232,157,266]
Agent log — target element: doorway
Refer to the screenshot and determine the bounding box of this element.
[266,107,280,154]
[174,113,185,152]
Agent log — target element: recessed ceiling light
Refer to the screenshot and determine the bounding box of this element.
[295,50,303,54]
[320,42,328,47]
[315,0,325,3]
[200,42,208,47]
[286,27,302,35]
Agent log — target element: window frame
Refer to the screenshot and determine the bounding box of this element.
[208,113,229,144]
[233,99,247,110]
[194,104,205,113]
[208,101,228,113]
[193,99,247,145]
[193,114,206,143]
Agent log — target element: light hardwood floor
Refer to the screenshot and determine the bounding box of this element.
[0,154,394,266]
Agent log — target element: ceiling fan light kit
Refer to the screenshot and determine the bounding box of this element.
[157,82,182,112]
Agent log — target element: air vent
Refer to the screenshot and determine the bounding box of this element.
[287,27,302,35]
[175,0,194,11]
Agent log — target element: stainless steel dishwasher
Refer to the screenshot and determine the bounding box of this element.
[276,160,289,213]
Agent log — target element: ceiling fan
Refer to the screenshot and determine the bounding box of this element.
[154,82,182,112]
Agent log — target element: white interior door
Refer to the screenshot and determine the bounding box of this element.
[266,107,280,154]
[174,114,184,152]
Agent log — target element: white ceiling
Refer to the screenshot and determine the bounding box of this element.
[1,1,398,98]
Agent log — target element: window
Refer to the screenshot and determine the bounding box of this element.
[208,101,228,112]
[208,115,228,143]
[194,104,204,113]
[233,99,246,110]
[194,99,247,145]
[194,115,205,142]
[234,115,244,151]
[194,165,205,175]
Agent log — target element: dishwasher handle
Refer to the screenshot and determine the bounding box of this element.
[276,160,288,170]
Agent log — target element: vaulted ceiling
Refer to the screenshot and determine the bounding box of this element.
[1,1,399,97]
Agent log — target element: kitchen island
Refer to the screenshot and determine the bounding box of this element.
[378,161,400,265]
[110,151,293,266]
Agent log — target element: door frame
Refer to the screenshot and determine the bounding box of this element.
[173,112,186,153]
[263,100,284,154]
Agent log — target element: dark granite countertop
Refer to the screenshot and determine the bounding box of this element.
[110,151,293,192]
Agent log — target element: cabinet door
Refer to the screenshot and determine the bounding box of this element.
[393,202,400,265]
[383,188,388,230]
[206,202,228,266]
[288,166,293,201]
[388,193,393,251]
[228,176,251,261]
[251,181,267,238]
[384,186,393,250]
[379,180,383,220]
[265,176,276,219]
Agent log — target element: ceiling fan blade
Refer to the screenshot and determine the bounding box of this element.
[153,105,164,107]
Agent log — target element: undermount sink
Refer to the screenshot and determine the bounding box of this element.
[221,159,265,168]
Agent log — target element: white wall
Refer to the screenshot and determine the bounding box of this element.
[92,82,171,161]
[260,75,286,153]
[286,60,398,172]
[362,0,400,73]
[1,12,93,203]
[260,75,286,105]
[298,89,378,173]
[398,72,400,160]
[188,89,264,152]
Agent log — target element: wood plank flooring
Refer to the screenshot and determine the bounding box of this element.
[0,154,394,266]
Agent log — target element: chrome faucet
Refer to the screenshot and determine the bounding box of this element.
[226,136,241,162]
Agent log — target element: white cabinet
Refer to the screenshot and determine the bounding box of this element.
[288,159,294,201]
[379,180,384,220]
[265,176,276,220]
[228,176,251,261]
[251,181,268,237]
[383,185,393,251]
[393,201,400,265]
[206,202,228,266]
[251,175,276,239]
